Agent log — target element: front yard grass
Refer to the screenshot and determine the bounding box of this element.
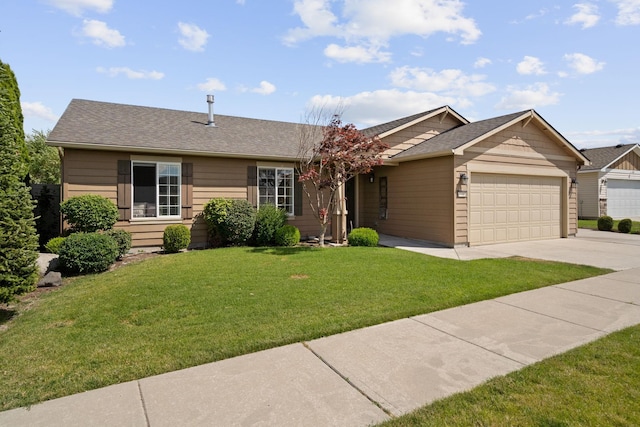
[0,246,608,411]
[379,324,640,426]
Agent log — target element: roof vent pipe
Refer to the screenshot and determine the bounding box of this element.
[206,94,216,127]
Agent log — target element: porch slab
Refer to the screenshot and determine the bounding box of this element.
[413,300,603,365]
[306,318,522,417]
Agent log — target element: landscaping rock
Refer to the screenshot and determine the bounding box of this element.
[37,253,59,275]
[37,271,62,288]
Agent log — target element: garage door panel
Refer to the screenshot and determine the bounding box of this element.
[470,174,561,245]
[608,179,640,218]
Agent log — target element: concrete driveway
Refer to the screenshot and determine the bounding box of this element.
[379,228,640,270]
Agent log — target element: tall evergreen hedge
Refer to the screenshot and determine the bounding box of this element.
[0,60,39,303]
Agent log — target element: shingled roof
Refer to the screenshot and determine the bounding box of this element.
[360,106,467,138]
[579,143,639,171]
[47,99,314,160]
[391,111,527,160]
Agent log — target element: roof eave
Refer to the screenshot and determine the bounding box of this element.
[386,149,455,165]
[46,140,300,162]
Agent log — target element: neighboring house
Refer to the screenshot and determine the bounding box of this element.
[47,99,589,248]
[577,143,640,219]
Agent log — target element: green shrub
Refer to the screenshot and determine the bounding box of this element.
[254,204,287,246]
[163,224,191,253]
[203,198,256,246]
[0,180,39,303]
[45,236,66,254]
[274,225,300,247]
[597,215,614,231]
[618,218,633,233]
[58,232,119,275]
[348,227,379,247]
[104,229,132,259]
[60,194,118,233]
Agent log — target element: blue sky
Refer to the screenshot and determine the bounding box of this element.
[3,0,640,148]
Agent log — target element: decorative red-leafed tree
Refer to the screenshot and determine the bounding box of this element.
[297,114,388,246]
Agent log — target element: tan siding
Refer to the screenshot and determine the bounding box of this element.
[62,149,321,247]
[611,151,640,171]
[360,157,455,246]
[381,114,461,157]
[577,172,600,218]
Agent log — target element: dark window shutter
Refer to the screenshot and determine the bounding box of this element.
[117,160,131,220]
[182,163,193,219]
[247,165,258,207]
[294,170,303,216]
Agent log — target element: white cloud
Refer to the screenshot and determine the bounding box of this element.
[308,89,458,127]
[516,56,546,75]
[47,0,113,16]
[251,81,277,95]
[324,43,391,63]
[389,66,495,99]
[284,0,480,63]
[567,127,640,148]
[81,19,125,48]
[611,0,640,25]
[178,22,210,52]
[21,101,59,122]
[96,67,164,80]
[197,78,227,92]
[496,83,562,110]
[564,52,605,74]
[474,57,492,68]
[565,3,600,28]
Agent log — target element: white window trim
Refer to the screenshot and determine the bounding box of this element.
[131,161,182,220]
[257,166,295,216]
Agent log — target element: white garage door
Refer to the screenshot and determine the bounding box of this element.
[470,174,562,245]
[608,179,640,218]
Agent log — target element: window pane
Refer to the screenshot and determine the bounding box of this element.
[133,163,157,218]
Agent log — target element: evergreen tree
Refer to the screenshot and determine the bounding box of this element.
[0,60,38,303]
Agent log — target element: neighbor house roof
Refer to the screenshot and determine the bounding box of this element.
[389,109,589,166]
[579,143,640,171]
[47,99,314,160]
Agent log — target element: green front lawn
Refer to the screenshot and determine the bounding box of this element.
[0,247,608,411]
[379,324,640,426]
[579,218,640,233]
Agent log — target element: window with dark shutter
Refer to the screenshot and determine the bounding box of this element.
[117,160,131,220]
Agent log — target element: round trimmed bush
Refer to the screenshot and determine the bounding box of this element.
[105,229,132,259]
[348,227,379,247]
[618,218,633,233]
[254,204,287,246]
[60,194,118,232]
[45,236,66,254]
[163,224,191,253]
[203,198,256,246]
[58,232,119,275]
[597,215,614,231]
[274,225,300,247]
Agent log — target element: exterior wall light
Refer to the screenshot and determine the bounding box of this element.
[369,173,375,183]
[459,172,469,185]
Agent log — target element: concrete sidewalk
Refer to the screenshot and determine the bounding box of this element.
[2,266,640,426]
